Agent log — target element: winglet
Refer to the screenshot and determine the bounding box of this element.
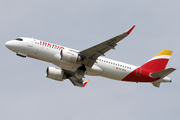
[82,79,89,87]
[126,25,135,34]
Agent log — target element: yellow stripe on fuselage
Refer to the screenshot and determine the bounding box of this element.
[153,49,172,57]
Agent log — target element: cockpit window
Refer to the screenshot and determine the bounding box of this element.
[15,38,23,41]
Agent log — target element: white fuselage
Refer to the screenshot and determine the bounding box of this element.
[6,26,174,88]
[6,37,137,81]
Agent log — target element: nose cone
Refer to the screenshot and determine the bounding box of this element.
[5,40,18,52]
[5,41,13,49]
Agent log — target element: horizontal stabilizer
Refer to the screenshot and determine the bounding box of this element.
[152,82,161,87]
[150,68,176,78]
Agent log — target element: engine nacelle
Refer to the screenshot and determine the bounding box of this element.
[60,49,81,63]
[46,67,66,81]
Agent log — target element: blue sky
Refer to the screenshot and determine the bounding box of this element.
[1,0,180,120]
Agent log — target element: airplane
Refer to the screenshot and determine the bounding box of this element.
[5,25,176,88]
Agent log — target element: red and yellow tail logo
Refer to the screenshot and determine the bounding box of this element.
[140,49,173,73]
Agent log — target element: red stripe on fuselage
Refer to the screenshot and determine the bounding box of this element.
[122,68,160,82]
[122,58,169,82]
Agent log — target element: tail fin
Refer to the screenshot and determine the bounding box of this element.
[140,49,173,73]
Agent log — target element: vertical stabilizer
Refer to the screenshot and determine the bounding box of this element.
[140,49,173,73]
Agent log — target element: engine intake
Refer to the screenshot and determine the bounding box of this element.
[46,67,66,81]
[60,49,81,63]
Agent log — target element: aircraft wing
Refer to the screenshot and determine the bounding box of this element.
[69,76,84,87]
[80,25,135,67]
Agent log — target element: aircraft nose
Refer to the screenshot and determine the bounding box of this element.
[5,40,16,51]
[5,41,12,49]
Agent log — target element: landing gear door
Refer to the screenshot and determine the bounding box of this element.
[28,38,33,47]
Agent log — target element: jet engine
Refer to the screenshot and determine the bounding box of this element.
[46,67,66,81]
[60,49,81,63]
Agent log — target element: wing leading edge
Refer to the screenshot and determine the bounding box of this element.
[80,25,135,67]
